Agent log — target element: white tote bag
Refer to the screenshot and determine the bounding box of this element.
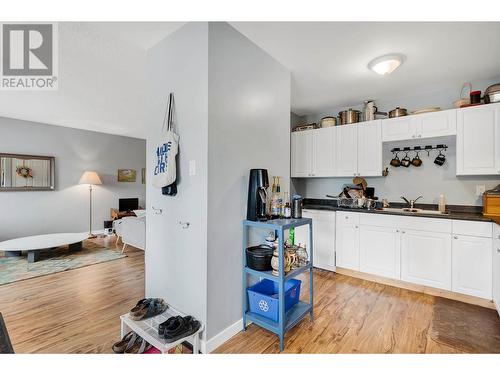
[152,93,179,188]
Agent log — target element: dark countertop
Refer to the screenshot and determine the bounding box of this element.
[303,198,495,223]
[0,313,14,354]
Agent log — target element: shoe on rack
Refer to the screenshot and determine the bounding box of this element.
[112,331,135,353]
[130,298,168,321]
[163,315,201,343]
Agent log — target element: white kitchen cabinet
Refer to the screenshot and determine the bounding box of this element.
[493,224,500,314]
[415,109,457,139]
[400,229,452,290]
[452,234,492,299]
[359,225,400,279]
[382,109,456,141]
[296,209,336,272]
[312,127,336,177]
[456,103,500,175]
[291,131,313,177]
[335,125,358,177]
[381,116,416,142]
[335,212,360,270]
[357,121,382,177]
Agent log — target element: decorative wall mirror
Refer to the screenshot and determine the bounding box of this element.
[0,153,55,191]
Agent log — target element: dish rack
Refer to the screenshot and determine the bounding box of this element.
[337,197,361,208]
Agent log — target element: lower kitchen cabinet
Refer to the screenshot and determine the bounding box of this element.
[295,210,336,271]
[359,225,400,279]
[400,229,452,290]
[452,235,493,299]
[335,212,360,270]
[494,225,500,313]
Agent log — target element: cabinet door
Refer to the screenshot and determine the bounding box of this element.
[335,212,360,270]
[335,125,358,177]
[401,229,452,290]
[359,225,400,279]
[357,121,382,177]
[417,109,457,139]
[452,235,492,299]
[291,131,312,177]
[494,225,500,314]
[456,103,500,175]
[296,210,336,271]
[312,127,336,177]
[381,117,417,142]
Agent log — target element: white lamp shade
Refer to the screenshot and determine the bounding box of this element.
[79,171,102,185]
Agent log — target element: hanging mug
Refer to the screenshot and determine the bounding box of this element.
[412,152,423,167]
[390,152,401,167]
[401,152,411,168]
[434,150,446,166]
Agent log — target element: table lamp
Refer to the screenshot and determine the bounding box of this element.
[79,171,102,238]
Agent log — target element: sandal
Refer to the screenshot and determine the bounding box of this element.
[124,334,151,354]
[112,331,135,353]
[158,316,177,336]
[163,315,201,343]
[130,298,168,321]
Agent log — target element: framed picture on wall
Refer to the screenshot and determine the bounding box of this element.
[118,169,137,182]
[142,168,146,184]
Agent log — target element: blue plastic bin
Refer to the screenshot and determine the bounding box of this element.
[247,279,301,322]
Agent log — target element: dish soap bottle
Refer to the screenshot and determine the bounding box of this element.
[438,194,446,213]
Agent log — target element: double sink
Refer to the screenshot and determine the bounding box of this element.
[378,207,448,215]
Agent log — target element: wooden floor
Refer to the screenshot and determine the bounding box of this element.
[0,236,144,353]
[216,269,500,354]
[2,239,500,354]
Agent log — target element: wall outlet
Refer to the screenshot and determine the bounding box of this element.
[476,185,486,196]
[189,160,196,176]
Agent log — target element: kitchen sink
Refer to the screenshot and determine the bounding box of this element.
[379,207,449,215]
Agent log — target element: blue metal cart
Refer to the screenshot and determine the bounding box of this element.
[242,218,314,351]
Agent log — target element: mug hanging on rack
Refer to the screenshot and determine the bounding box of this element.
[390,151,401,167]
[434,149,446,166]
[401,152,411,168]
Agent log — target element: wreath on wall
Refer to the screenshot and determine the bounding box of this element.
[16,166,33,178]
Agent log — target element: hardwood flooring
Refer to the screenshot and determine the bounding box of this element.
[2,239,500,354]
[215,269,500,354]
[0,236,144,353]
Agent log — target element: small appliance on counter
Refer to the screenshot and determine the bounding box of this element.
[246,169,269,221]
[483,184,500,220]
[292,195,303,218]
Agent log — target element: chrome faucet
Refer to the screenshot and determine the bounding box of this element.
[401,196,423,210]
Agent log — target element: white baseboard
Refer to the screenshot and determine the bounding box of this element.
[200,319,245,353]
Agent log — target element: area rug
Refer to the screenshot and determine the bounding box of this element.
[0,241,127,286]
[430,297,500,353]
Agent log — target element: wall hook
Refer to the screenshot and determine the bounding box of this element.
[152,206,163,215]
[179,221,190,229]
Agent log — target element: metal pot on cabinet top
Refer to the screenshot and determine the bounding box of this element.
[338,109,361,125]
[388,107,408,118]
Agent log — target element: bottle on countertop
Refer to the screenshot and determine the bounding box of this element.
[284,192,291,219]
[270,176,280,219]
[438,194,446,213]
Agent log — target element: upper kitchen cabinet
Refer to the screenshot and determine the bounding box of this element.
[381,109,457,142]
[335,124,358,177]
[456,103,500,176]
[291,130,313,177]
[381,116,416,142]
[357,120,382,176]
[312,127,336,177]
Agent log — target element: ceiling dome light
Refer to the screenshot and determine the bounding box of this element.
[368,54,405,75]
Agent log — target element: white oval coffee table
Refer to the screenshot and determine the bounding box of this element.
[0,233,89,263]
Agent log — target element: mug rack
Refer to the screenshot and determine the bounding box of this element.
[390,144,448,156]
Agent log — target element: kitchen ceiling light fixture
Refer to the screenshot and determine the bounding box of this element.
[368,54,405,75]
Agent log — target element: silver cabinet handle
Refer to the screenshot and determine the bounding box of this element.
[412,135,416,138]
[396,229,399,233]
[345,216,349,219]
[454,236,458,239]
[401,230,406,234]
[355,225,359,229]
[417,134,422,138]
[497,248,500,253]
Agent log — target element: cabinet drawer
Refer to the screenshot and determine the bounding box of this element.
[359,213,399,228]
[359,212,451,232]
[494,223,500,240]
[336,211,360,228]
[452,220,492,238]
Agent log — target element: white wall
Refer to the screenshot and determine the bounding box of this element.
[206,23,291,340]
[144,23,209,328]
[0,117,146,241]
[295,76,500,205]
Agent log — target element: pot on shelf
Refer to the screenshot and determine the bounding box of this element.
[338,109,361,125]
[388,107,408,118]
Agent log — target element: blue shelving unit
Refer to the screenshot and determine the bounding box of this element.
[242,218,314,351]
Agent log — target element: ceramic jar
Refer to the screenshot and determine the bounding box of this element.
[271,248,298,276]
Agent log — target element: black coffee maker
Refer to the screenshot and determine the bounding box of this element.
[246,169,269,221]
